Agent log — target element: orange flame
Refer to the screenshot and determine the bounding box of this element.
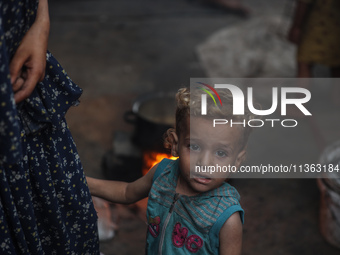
[142,151,177,175]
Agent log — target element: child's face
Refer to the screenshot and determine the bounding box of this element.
[171,116,246,196]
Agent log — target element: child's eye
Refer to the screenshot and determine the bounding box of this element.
[215,150,227,158]
[189,144,200,151]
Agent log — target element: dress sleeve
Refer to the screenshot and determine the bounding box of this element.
[152,158,172,183]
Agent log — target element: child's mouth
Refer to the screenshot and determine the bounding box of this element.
[193,175,212,184]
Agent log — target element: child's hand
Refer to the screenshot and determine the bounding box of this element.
[85,163,159,204]
[86,176,92,190]
[86,176,96,194]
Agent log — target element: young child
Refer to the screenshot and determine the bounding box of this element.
[87,87,253,254]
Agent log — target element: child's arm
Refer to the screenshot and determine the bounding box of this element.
[86,163,159,204]
[219,212,243,255]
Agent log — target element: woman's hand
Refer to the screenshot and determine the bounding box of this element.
[9,0,50,103]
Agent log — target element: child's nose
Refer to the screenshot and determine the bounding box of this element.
[199,151,212,166]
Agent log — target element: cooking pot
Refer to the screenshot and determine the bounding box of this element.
[124,91,176,151]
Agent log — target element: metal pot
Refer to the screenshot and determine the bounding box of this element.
[124,91,176,151]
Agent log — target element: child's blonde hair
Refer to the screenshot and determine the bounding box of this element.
[164,87,254,151]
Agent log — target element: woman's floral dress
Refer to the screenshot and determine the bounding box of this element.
[0,1,99,254]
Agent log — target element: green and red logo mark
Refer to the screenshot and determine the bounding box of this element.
[197,82,222,109]
[197,82,222,115]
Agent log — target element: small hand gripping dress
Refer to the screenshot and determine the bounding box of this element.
[0,1,99,254]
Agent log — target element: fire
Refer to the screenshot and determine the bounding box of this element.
[142,151,178,175]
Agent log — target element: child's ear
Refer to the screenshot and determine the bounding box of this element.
[235,148,247,169]
[170,131,179,157]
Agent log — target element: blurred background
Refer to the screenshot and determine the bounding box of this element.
[48,0,340,254]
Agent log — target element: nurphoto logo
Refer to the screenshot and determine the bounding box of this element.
[197,83,312,128]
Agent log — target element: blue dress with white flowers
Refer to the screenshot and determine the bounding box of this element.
[0,1,99,254]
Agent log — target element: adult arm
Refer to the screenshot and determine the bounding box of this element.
[10,0,50,103]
